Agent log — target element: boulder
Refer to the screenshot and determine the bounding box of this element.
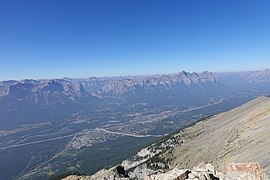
[144,169,190,180]
[225,162,267,180]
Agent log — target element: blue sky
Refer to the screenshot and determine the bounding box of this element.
[0,0,270,80]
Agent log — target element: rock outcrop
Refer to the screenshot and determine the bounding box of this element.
[63,162,269,180]
[144,162,269,180]
[226,162,267,180]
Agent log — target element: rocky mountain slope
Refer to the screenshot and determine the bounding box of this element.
[63,162,268,180]
[63,96,270,179]
[0,71,221,102]
[1,70,270,108]
[2,70,270,103]
[1,70,269,113]
[0,79,99,105]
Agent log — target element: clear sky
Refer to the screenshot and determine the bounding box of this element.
[0,0,270,80]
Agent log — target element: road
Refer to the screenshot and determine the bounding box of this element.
[0,134,74,150]
[180,98,224,113]
[96,128,163,138]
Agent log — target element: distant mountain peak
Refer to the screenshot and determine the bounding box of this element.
[179,70,189,76]
[1,69,270,106]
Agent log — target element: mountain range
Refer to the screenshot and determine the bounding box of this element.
[1,70,270,108]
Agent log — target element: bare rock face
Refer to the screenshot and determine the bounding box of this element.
[63,162,269,180]
[143,162,269,180]
[62,171,129,180]
[226,162,267,180]
[144,169,191,180]
[144,162,223,180]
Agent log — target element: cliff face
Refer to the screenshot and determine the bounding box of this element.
[63,96,270,180]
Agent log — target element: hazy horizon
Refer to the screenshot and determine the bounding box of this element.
[1,68,270,81]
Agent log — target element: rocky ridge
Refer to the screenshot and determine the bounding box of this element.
[0,71,218,98]
[0,71,223,108]
[63,162,268,180]
[1,70,270,108]
[2,69,270,100]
